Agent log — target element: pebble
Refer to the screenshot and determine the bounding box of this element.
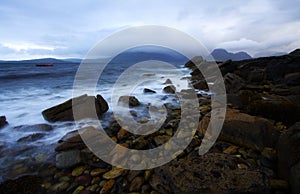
[87,184,98,192]
[103,167,127,179]
[223,145,239,154]
[270,179,289,189]
[91,177,101,185]
[72,166,86,176]
[75,174,91,185]
[50,181,69,192]
[73,185,84,194]
[59,176,71,182]
[90,168,106,176]
[144,170,152,181]
[117,128,129,140]
[261,147,276,161]
[237,163,248,169]
[99,179,115,194]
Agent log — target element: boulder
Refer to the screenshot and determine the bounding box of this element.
[154,153,270,193]
[42,94,108,122]
[184,56,203,69]
[163,79,173,85]
[55,130,85,151]
[199,109,279,151]
[17,133,45,143]
[0,116,8,129]
[163,85,176,94]
[277,122,300,193]
[118,96,140,107]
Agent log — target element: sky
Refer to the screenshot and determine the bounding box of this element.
[0,0,300,60]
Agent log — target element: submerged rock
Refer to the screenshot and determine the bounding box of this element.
[14,124,53,132]
[56,150,81,169]
[42,94,108,122]
[154,153,270,193]
[0,116,8,129]
[143,88,156,94]
[17,133,45,143]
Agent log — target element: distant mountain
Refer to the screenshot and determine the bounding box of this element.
[209,49,252,62]
[254,51,287,58]
[63,58,82,63]
[0,58,77,64]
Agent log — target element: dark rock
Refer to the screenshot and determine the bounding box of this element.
[224,73,245,93]
[76,174,92,185]
[184,56,203,69]
[277,122,300,193]
[284,72,300,86]
[42,94,108,122]
[247,68,265,82]
[0,116,8,129]
[143,88,156,93]
[118,96,140,107]
[199,109,279,151]
[17,133,45,143]
[163,85,176,94]
[55,130,85,151]
[192,80,208,90]
[0,175,45,194]
[163,79,173,85]
[289,49,300,56]
[56,150,81,169]
[129,176,144,192]
[14,124,53,132]
[154,153,270,193]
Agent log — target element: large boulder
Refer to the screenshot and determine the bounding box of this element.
[42,94,108,122]
[199,109,279,151]
[153,153,270,193]
[0,116,8,129]
[277,122,300,194]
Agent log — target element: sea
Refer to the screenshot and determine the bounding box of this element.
[0,48,193,181]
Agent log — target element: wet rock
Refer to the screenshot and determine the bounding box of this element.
[0,116,8,129]
[56,150,81,169]
[199,108,279,151]
[55,130,85,151]
[72,166,86,176]
[184,56,203,69]
[143,88,156,93]
[90,168,106,176]
[118,96,141,107]
[153,135,170,146]
[17,133,45,143]
[117,128,129,141]
[75,174,91,185]
[129,176,144,192]
[163,79,173,85]
[50,181,69,192]
[247,68,265,82]
[163,85,176,94]
[0,175,45,194]
[192,80,208,90]
[277,122,300,193]
[14,123,53,132]
[42,94,108,122]
[103,167,127,179]
[99,179,115,194]
[154,153,270,193]
[223,145,239,155]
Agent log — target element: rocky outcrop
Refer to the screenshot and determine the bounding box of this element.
[0,116,8,129]
[154,153,270,193]
[42,94,108,122]
[199,109,279,150]
[277,122,300,194]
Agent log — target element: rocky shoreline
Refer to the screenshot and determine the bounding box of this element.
[1,49,300,193]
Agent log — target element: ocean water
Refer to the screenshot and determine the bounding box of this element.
[0,51,192,181]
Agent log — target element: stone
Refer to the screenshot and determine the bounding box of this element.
[163,85,176,94]
[154,153,270,193]
[55,130,85,151]
[90,168,106,176]
[56,150,81,169]
[277,122,300,193]
[143,88,156,93]
[184,56,203,69]
[99,179,115,194]
[17,133,45,143]
[50,181,69,192]
[0,116,8,128]
[117,128,129,141]
[72,166,86,176]
[118,96,140,107]
[75,174,91,185]
[42,94,108,122]
[163,79,173,84]
[199,108,279,151]
[223,145,239,155]
[103,167,127,179]
[153,135,170,146]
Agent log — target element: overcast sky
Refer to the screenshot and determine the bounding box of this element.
[1,0,300,60]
